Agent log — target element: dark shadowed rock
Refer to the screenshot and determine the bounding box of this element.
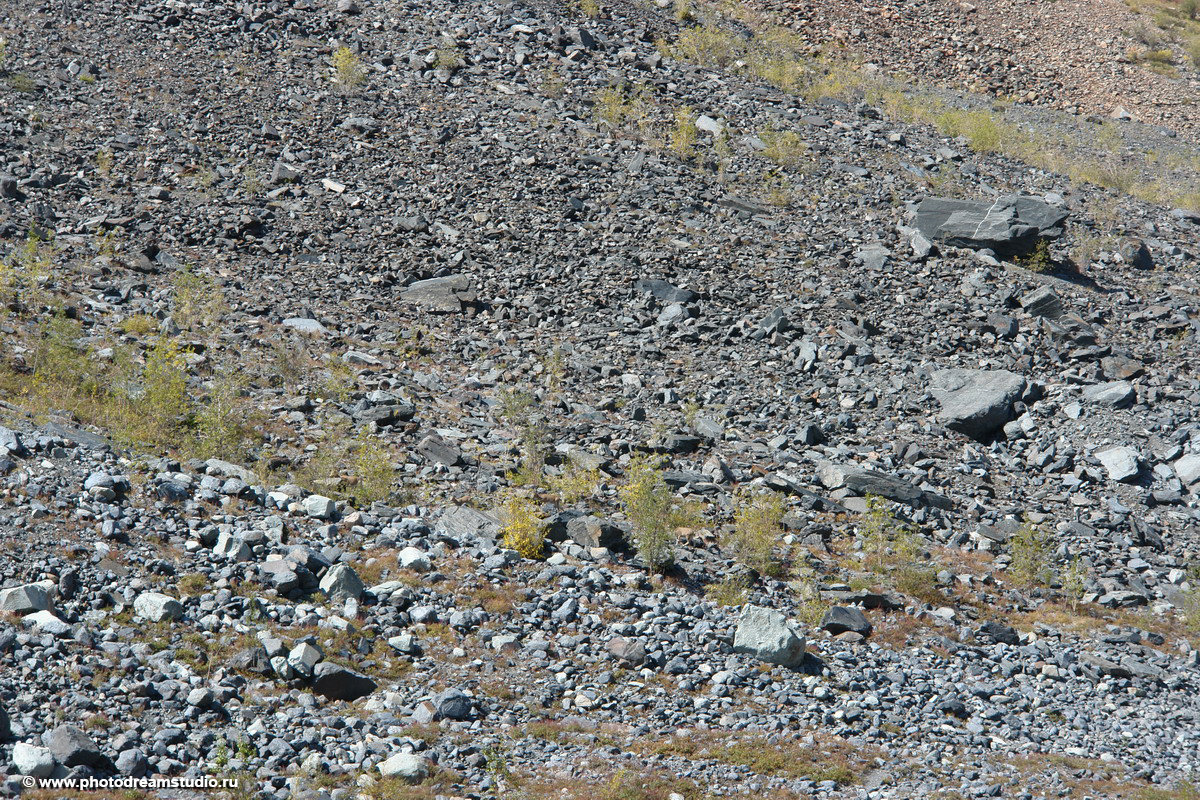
[310,661,377,701]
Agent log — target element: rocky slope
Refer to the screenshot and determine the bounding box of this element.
[1,0,1200,799]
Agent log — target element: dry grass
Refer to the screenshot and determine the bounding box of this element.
[634,729,876,784]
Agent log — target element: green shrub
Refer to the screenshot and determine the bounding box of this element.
[727,491,785,576]
[332,46,365,88]
[1008,518,1052,587]
[706,574,750,606]
[171,266,225,335]
[499,493,545,559]
[0,227,52,312]
[348,433,395,507]
[619,455,702,571]
[193,373,249,461]
[670,106,698,158]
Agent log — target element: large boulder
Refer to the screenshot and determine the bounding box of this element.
[310,661,377,701]
[930,369,1027,440]
[820,606,872,636]
[732,605,806,667]
[0,583,50,615]
[378,752,431,783]
[133,591,183,623]
[319,564,363,604]
[913,195,1068,256]
[12,743,55,777]
[45,725,109,769]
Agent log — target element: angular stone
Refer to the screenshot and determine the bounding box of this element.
[133,591,183,622]
[12,743,55,777]
[398,547,431,572]
[0,583,50,615]
[820,606,872,636]
[930,369,1027,440]
[302,494,337,520]
[1174,454,1200,487]
[46,725,107,769]
[732,605,806,667]
[1097,446,1141,483]
[437,505,501,543]
[606,636,646,665]
[378,752,430,783]
[913,195,1067,256]
[434,688,472,720]
[1082,381,1134,408]
[401,274,470,312]
[23,610,71,636]
[319,564,363,604]
[1019,285,1064,319]
[310,661,377,701]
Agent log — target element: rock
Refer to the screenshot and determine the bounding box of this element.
[732,605,806,667]
[978,620,1020,645]
[115,748,148,777]
[378,752,430,783]
[433,688,472,720]
[302,494,337,520]
[930,369,1027,440]
[23,610,71,636]
[635,279,698,304]
[12,743,55,777]
[913,195,1067,255]
[288,642,323,677]
[438,505,501,543]
[45,725,107,769]
[228,646,273,675]
[319,564,363,603]
[310,661,377,701]
[0,426,26,455]
[820,606,872,636]
[401,274,470,312]
[1096,446,1141,483]
[0,583,50,615]
[397,546,432,572]
[1174,454,1200,487]
[606,636,646,665]
[416,434,461,466]
[133,591,183,622]
[1082,381,1135,408]
[1019,285,1064,319]
[282,317,329,335]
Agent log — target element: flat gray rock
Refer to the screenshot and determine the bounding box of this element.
[913,195,1067,255]
[930,369,1027,440]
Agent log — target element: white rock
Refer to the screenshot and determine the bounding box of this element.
[1097,446,1141,483]
[732,605,806,667]
[398,547,431,572]
[377,752,430,783]
[0,584,50,615]
[303,494,337,520]
[133,591,183,622]
[23,610,71,636]
[12,743,55,777]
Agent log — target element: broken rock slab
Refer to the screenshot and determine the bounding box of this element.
[930,369,1027,440]
[400,274,472,312]
[913,195,1068,256]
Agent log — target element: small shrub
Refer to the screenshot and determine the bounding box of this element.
[434,44,462,70]
[0,227,52,312]
[1060,559,1088,610]
[119,314,158,336]
[331,46,365,89]
[193,373,248,461]
[858,495,936,599]
[178,573,209,595]
[140,337,191,440]
[619,455,702,571]
[577,0,600,17]
[670,105,698,158]
[171,266,225,335]
[348,433,395,507]
[95,148,114,175]
[727,490,784,576]
[759,127,808,168]
[674,0,692,22]
[706,574,750,606]
[1008,518,1052,587]
[499,493,545,559]
[546,463,600,505]
[7,73,36,93]
[593,83,651,134]
[1019,238,1054,272]
[790,567,826,627]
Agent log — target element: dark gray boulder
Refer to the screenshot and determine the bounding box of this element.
[931,369,1027,440]
[310,661,377,701]
[913,195,1067,256]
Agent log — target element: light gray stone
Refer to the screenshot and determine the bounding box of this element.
[930,369,1027,440]
[378,752,430,783]
[12,743,55,777]
[133,591,183,622]
[0,584,50,615]
[319,564,363,603]
[1097,446,1141,483]
[732,605,806,667]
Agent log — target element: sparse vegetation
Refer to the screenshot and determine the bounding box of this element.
[1008,518,1053,587]
[726,490,785,576]
[670,105,699,158]
[331,46,365,89]
[499,492,546,559]
[619,455,702,571]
